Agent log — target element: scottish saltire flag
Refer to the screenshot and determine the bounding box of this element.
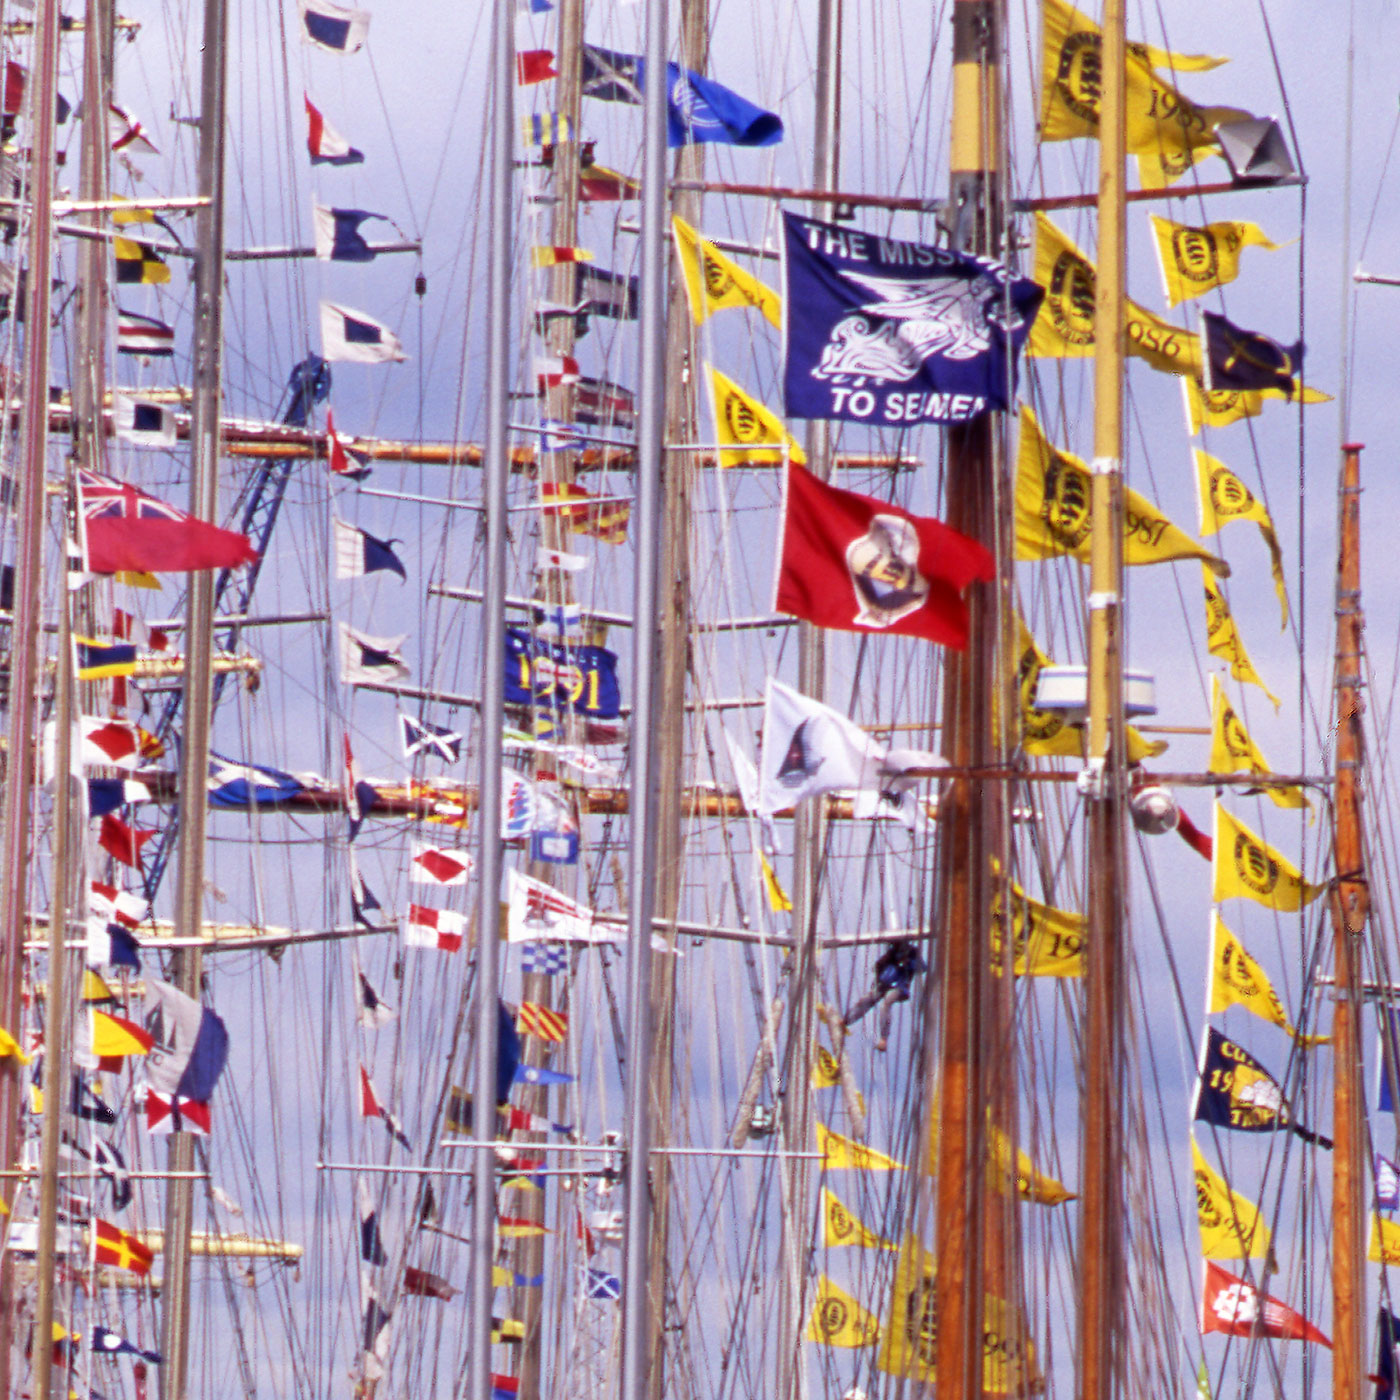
[586,1268,621,1301]
[313,204,387,263]
[320,301,406,364]
[340,623,410,684]
[114,394,177,446]
[300,0,369,52]
[400,712,462,763]
[207,754,306,808]
[580,45,783,148]
[521,943,568,975]
[782,211,1044,426]
[333,518,407,580]
[305,93,364,165]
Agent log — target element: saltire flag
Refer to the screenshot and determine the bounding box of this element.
[577,265,638,320]
[1150,215,1282,308]
[90,1327,161,1363]
[672,215,780,327]
[520,942,568,975]
[98,813,157,869]
[356,969,394,1028]
[116,308,174,356]
[357,1176,387,1265]
[358,1065,411,1149]
[114,395,177,448]
[1199,1260,1330,1344]
[77,469,256,574]
[410,843,472,887]
[113,237,169,285]
[333,518,407,580]
[586,1268,621,1301]
[580,44,782,147]
[516,1002,568,1042]
[517,50,557,85]
[532,244,591,266]
[326,409,371,479]
[506,868,603,945]
[340,624,410,685]
[208,754,305,808]
[404,1266,458,1300]
[1375,1308,1400,1400]
[537,482,631,542]
[573,376,636,429]
[1212,804,1322,911]
[515,1063,573,1087]
[784,210,1043,425]
[776,461,993,646]
[522,112,571,147]
[300,0,369,53]
[816,1122,905,1171]
[87,881,145,969]
[92,1219,154,1275]
[143,980,230,1134]
[1378,1152,1400,1210]
[757,679,942,823]
[404,903,466,952]
[75,640,139,680]
[708,367,804,468]
[313,204,387,263]
[108,102,157,155]
[305,93,363,164]
[400,713,461,763]
[504,627,621,718]
[320,302,406,363]
[807,1275,881,1347]
[1193,1026,1330,1146]
[348,849,383,928]
[1203,310,1304,398]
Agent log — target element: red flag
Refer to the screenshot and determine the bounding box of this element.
[99,813,157,869]
[410,844,472,887]
[78,468,258,574]
[1176,806,1213,861]
[404,1265,459,1300]
[516,49,557,84]
[1200,1261,1330,1345]
[775,461,994,649]
[92,1218,154,1275]
[326,409,370,479]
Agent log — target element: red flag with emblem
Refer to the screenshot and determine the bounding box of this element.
[1200,1260,1330,1345]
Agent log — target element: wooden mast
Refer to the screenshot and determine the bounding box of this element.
[1079,1,1128,1400]
[1330,441,1367,1400]
[929,2,1004,1398]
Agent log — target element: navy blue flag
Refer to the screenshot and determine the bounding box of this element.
[586,1268,621,1301]
[90,1327,161,1364]
[399,712,461,763]
[334,518,407,581]
[358,1178,388,1265]
[349,851,382,928]
[504,627,621,719]
[1193,1026,1331,1147]
[577,265,638,321]
[1202,310,1303,397]
[1378,1309,1400,1400]
[782,211,1043,426]
[580,44,782,148]
[314,205,386,263]
[208,755,305,809]
[497,1000,522,1103]
[1379,1009,1400,1114]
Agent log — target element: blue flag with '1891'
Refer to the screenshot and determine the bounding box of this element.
[782,211,1044,427]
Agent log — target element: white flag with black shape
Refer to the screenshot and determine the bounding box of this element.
[300,0,370,53]
[339,624,409,685]
[114,395,177,447]
[320,301,406,364]
[333,518,407,581]
[757,679,943,826]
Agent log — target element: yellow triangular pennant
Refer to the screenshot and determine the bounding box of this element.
[1207,911,1321,1043]
[1150,216,1282,308]
[1212,804,1322,911]
[1208,679,1305,808]
[807,1275,881,1346]
[1203,568,1280,708]
[990,881,1085,978]
[1196,451,1288,628]
[1372,1214,1400,1265]
[816,1122,905,1172]
[707,366,805,469]
[672,216,781,328]
[820,1188,895,1250]
[1191,1136,1271,1258]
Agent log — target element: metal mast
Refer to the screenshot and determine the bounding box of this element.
[1079,1,1128,1399]
[1329,441,1367,1400]
[159,0,228,1387]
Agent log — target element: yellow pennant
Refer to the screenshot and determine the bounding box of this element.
[821,1188,895,1250]
[1185,376,1331,433]
[990,881,1085,978]
[0,1026,28,1063]
[1207,911,1320,1042]
[1015,407,1226,571]
[91,1009,151,1059]
[1191,1136,1271,1259]
[816,1122,905,1172]
[1212,804,1323,911]
[1150,216,1283,308]
[811,1042,842,1089]
[926,1105,1075,1205]
[672,216,781,329]
[1030,215,1203,377]
[1196,451,1288,628]
[877,1235,1041,1392]
[1008,615,1167,761]
[1202,568,1280,708]
[707,366,805,469]
[807,1275,881,1347]
[1371,1215,1400,1265]
[761,850,792,913]
[81,970,115,1003]
[1208,679,1305,809]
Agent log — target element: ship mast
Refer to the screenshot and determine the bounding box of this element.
[1329,441,1367,1400]
[1079,1,1128,1400]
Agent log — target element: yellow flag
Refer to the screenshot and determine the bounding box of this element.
[1207,911,1319,1042]
[817,1122,905,1171]
[1203,568,1279,707]
[761,850,793,912]
[672,216,781,328]
[878,1235,1041,1392]
[1371,1215,1400,1265]
[1015,407,1226,571]
[1196,451,1288,627]
[1030,215,1203,377]
[81,970,115,1003]
[808,1275,881,1347]
[820,1188,894,1250]
[1208,679,1305,809]
[812,1042,842,1089]
[707,366,806,469]
[91,1009,151,1059]
[990,881,1085,978]
[0,1026,28,1063]
[1150,216,1282,308]
[1191,1137,1271,1259]
[993,1127,1076,1205]
[1184,377,1331,433]
[1212,804,1322,911]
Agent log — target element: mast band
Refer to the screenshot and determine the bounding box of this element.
[1091,456,1120,476]
[1087,592,1118,610]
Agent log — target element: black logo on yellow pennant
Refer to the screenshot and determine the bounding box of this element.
[1044,251,1096,347]
[1039,453,1091,550]
[1171,227,1221,287]
[1233,832,1279,896]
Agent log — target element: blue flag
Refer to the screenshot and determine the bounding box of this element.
[498,1001,522,1103]
[1379,1010,1400,1114]
[782,211,1044,426]
[504,627,621,719]
[581,45,782,148]
[208,755,306,808]
[586,1268,621,1301]
[514,1064,573,1087]
[521,943,568,975]
[1379,1308,1400,1400]
[314,205,387,263]
[399,713,461,763]
[334,518,407,581]
[1202,310,1303,398]
[358,1177,388,1265]
[90,1327,161,1364]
